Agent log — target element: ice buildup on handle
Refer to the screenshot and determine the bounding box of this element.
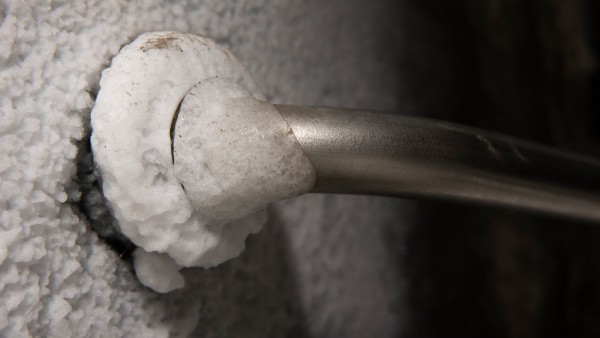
[90,32,316,293]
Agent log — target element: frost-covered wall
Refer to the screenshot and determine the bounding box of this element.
[0,0,411,337]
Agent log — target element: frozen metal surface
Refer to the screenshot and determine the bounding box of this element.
[277,105,600,222]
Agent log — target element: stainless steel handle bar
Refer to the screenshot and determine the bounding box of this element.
[276,104,600,223]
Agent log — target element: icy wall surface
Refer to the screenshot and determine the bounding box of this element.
[0,0,408,337]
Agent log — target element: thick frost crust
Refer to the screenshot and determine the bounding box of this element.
[173,78,317,266]
[91,32,315,292]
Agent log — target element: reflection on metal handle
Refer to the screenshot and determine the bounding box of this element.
[276,104,600,223]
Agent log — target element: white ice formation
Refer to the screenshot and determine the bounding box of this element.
[91,32,316,292]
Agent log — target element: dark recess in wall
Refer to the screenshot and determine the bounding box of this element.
[69,84,136,262]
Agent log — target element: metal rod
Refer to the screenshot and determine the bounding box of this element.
[275,104,600,223]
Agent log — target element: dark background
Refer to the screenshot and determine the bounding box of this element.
[394,0,600,337]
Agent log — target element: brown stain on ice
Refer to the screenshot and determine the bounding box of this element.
[140,35,183,53]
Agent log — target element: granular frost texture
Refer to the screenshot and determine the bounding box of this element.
[91,32,315,292]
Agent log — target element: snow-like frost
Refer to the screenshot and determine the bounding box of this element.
[0,0,403,335]
[0,1,280,336]
[91,32,316,292]
[132,250,184,293]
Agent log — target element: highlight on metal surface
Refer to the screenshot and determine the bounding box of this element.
[276,105,600,223]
